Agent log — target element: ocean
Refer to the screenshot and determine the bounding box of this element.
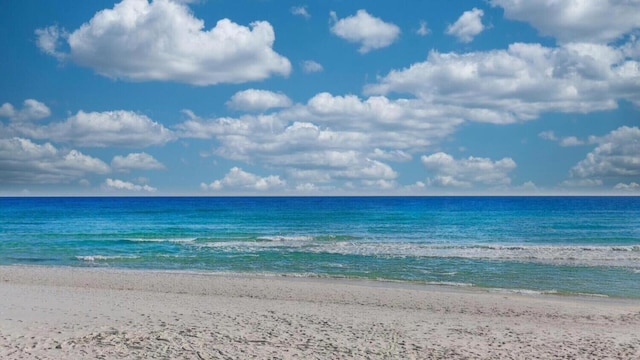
[1,196,639,298]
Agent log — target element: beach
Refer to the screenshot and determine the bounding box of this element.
[1,266,639,359]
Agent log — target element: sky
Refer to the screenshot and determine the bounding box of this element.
[0,0,639,196]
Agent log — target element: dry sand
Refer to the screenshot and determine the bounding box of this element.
[1,266,639,359]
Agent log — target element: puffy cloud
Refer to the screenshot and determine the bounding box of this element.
[181,91,450,189]
[25,110,174,147]
[226,89,292,112]
[103,178,157,192]
[291,6,310,19]
[182,92,460,150]
[301,60,324,73]
[329,9,400,53]
[0,137,109,184]
[491,0,640,44]
[0,99,51,122]
[446,8,485,43]
[366,42,640,123]
[36,0,291,85]
[200,167,285,191]
[416,20,430,36]
[570,126,640,180]
[111,152,165,171]
[421,152,516,187]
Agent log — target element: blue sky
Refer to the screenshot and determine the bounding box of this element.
[0,0,638,195]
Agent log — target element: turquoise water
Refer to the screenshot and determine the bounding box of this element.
[1,197,639,297]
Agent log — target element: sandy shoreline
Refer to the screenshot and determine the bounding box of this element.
[1,266,639,359]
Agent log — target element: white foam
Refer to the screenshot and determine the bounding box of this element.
[125,238,197,243]
[256,236,314,242]
[306,243,640,267]
[76,255,140,262]
[424,281,474,287]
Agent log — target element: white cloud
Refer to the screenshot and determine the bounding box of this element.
[0,137,109,184]
[416,20,430,36]
[366,42,640,123]
[111,152,165,171]
[103,178,157,192]
[369,148,412,162]
[614,182,640,192]
[329,9,401,53]
[291,6,310,19]
[559,136,585,147]
[301,60,324,73]
[570,126,640,180]
[539,131,585,146]
[0,99,51,122]
[560,178,603,187]
[491,0,640,44]
[36,0,291,85]
[34,26,66,60]
[25,110,174,148]
[538,131,557,141]
[446,8,485,43]
[181,92,460,153]
[178,92,460,188]
[226,89,293,112]
[201,167,285,191]
[421,152,516,187]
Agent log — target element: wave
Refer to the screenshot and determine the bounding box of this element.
[76,255,141,262]
[256,235,314,242]
[308,243,640,267]
[124,237,197,243]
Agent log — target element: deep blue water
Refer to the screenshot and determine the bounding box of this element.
[1,196,639,297]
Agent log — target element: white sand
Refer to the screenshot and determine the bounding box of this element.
[1,266,639,359]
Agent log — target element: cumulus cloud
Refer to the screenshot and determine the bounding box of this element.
[291,5,310,19]
[301,60,324,73]
[421,152,516,187]
[180,92,460,155]
[226,89,293,112]
[200,167,285,191]
[570,126,640,180]
[36,0,291,85]
[0,137,109,184]
[491,0,640,43]
[446,8,485,43]
[366,42,640,123]
[103,178,157,192]
[0,99,51,122]
[329,9,400,53]
[23,110,174,148]
[111,152,165,171]
[179,90,467,190]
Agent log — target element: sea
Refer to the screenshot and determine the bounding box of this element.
[1,196,639,298]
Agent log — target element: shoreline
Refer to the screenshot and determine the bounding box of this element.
[4,263,633,300]
[2,265,640,358]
